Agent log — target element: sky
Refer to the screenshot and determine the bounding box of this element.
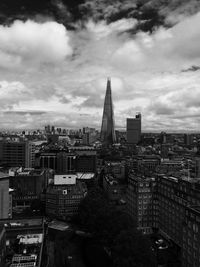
[1,0,200,132]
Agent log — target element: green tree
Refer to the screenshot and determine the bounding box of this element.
[77,186,136,246]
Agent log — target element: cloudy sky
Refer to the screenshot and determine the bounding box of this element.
[0,0,200,132]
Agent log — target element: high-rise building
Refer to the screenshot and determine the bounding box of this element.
[126,113,141,144]
[184,133,193,146]
[0,140,35,168]
[100,78,116,146]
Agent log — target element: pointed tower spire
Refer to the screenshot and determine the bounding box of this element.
[100,78,116,146]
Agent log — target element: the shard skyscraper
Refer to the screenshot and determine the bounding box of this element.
[100,78,116,146]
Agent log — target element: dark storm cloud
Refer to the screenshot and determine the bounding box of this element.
[0,0,199,34]
[182,65,200,72]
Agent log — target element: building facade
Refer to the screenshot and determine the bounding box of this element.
[126,113,141,144]
[127,173,200,266]
[0,140,35,168]
[182,206,200,267]
[127,174,158,234]
[46,174,87,220]
[9,168,50,210]
[39,147,96,174]
[0,172,12,219]
[70,147,97,173]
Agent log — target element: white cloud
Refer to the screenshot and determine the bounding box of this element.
[1,12,200,131]
[0,20,72,68]
[112,12,200,72]
[0,81,30,109]
[86,18,137,39]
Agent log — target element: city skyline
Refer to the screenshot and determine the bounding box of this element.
[0,1,200,132]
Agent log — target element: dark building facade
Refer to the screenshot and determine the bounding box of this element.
[39,147,96,174]
[0,140,35,168]
[182,205,200,267]
[127,174,158,234]
[126,113,141,144]
[9,168,52,210]
[70,147,97,173]
[0,172,12,219]
[46,175,87,220]
[100,78,116,146]
[127,173,200,266]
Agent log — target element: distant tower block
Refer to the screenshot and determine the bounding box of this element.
[126,113,141,144]
[100,78,116,146]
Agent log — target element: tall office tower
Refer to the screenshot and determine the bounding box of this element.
[126,113,141,144]
[0,140,35,168]
[100,78,116,146]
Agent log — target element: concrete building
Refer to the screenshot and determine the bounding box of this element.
[69,146,97,173]
[0,172,12,219]
[182,205,200,267]
[156,158,184,174]
[184,134,193,146]
[46,174,87,220]
[127,174,157,234]
[39,151,76,173]
[82,132,98,145]
[126,113,141,144]
[9,168,50,211]
[189,157,200,178]
[127,172,200,265]
[0,140,35,168]
[39,147,97,174]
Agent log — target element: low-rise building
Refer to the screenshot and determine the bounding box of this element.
[46,174,87,220]
[69,146,97,173]
[9,168,51,211]
[103,175,120,202]
[104,161,126,180]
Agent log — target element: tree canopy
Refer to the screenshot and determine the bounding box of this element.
[77,185,156,266]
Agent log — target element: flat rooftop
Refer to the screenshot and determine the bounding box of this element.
[17,233,43,245]
[48,220,70,231]
[77,172,95,180]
